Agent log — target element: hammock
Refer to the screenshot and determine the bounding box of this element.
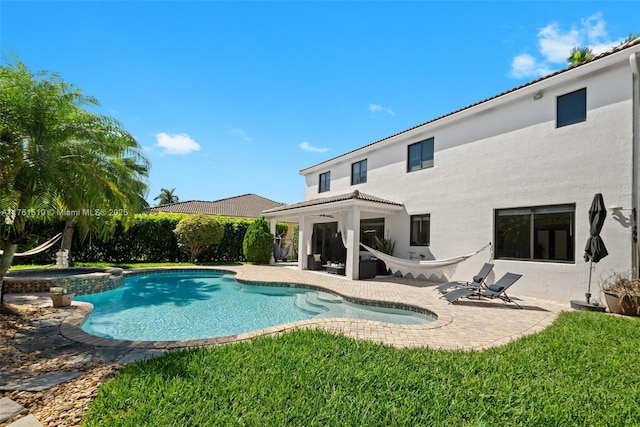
[360,242,491,282]
[274,243,291,260]
[0,233,63,257]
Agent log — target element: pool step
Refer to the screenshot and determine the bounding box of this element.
[295,292,339,316]
[316,291,343,303]
[294,293,326,315]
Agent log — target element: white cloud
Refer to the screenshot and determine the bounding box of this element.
[230,128,252,142]
[538,23,580,63]
[583,13,607,41]
[510,54,552,79]
[369,103,395,115]
[155,132,201,155]
[299,141,329,153]
[510,13,622,79]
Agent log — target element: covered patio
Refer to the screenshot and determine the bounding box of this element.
[262,190,404,280]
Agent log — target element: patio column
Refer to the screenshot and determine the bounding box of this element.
[269,219,277,265]
[346,207,361,280]
[298,216,312,270]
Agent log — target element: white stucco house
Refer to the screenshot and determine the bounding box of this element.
[263,38,640,303]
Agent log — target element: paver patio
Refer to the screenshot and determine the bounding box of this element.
[27,264,571,351]
[6,264,570,353]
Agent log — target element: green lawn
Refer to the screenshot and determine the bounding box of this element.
[82,311,640,426]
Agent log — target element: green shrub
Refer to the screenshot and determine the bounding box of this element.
[72,213,187,263]
[16,213,253,264]
[242,217,273,264]
[174,215,224,262]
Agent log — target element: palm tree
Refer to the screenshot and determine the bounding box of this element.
[49,106,150,258]
[154,188,179,205]
[0,54,149,311]
[567,46,594,67]
[621,33,640,45]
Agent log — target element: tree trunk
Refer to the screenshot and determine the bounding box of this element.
[0,242,18,314]
[61,215,76,265]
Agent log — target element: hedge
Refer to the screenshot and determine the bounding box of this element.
[10,213,270,265]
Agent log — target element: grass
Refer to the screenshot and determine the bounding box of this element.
[82,311,640,426]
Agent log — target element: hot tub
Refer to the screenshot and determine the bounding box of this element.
[4,267,124,295]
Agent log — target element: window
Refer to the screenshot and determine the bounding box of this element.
[313,222,344,263]
[407,138,434,172]
[410,214,430,246]
[319,171,330,193]
[351,159,367,185]
[360,218,384,249]
[495,204,575,262]
[557,88,586,128]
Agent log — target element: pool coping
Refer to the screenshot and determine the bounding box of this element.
[60,266,453,350]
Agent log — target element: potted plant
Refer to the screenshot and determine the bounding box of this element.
[49,286,75,307]
[601,272,640,316]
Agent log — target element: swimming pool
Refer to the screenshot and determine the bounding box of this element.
[74,270,435,341]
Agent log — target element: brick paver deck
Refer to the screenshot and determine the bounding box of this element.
[47,264,570,351]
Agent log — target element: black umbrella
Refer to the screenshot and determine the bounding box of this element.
[583,193,608,303]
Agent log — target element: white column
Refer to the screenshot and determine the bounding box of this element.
[346,207,361,280]
[269,218,277,265]
[298,216,311,270]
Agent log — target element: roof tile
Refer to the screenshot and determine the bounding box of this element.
[150,194,284,218]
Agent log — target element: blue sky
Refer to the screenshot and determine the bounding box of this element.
[1,1,638,206]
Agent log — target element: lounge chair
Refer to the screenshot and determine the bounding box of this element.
[443,272,523,308]
[435,263,494,294]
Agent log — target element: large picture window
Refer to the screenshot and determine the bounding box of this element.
[410,214,430,246]
[351,159,367,185]
[407,138,434,172]
[495,204,575,262]
[319,171,330,193]
[557,88,586,128]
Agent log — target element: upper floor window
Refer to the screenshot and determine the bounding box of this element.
[319,171,331,193]
[557,88,586,128]
[351,159,367,185]
[495,204,575,262]
[407,138,434,172]
[410,214,430,246]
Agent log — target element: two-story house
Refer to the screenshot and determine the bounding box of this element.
[263,38,640,302]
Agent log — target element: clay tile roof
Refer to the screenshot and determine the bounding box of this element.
[149,194,285,219]
[262,190,402,214]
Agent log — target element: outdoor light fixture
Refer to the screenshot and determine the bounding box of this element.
[607,205,624,215]
[533,90,543,100]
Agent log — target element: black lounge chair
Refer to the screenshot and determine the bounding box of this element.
[443,272,523,308]
[435,263,494,294]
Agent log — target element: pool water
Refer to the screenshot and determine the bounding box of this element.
[74,270,434,341]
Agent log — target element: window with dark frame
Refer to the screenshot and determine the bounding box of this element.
[351,159,367,185]
[557,88,586,128]
[407,138,434,172]
[495,204,575,262]
[319,171,331,193]
[410,214,430,246]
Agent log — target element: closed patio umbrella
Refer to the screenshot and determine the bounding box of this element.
[583,193,608,304]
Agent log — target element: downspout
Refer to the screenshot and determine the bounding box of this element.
[630,52,640,278]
